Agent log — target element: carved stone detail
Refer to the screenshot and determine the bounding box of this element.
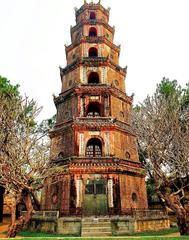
[79,133,85,156]
[108,178,114,208]
[80,97,84,117]
[105,132,110,156]
[76,179,83,208]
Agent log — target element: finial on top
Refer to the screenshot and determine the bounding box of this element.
[91,0,93,3]
[84,0,87,4]
[98,0,101,3]
[74,7,78,12]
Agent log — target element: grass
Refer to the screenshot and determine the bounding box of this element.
[18,231,77,237]
[14,238,189,240]
[3,226,188,240]
[7,227,181,239]
[18,226,179,238]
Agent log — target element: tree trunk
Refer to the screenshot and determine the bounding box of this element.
[163,193,189,235]
[7,192,34,238]
[30,191,40,210]
[9,197,17,227]
[0,187,5,223]
[177,213,189,235]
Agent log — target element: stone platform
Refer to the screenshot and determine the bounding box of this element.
[81,217,112,237]
[26,210,170,236]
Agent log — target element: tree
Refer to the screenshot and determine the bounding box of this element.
[0,76,52,237]
[133,78,189,235]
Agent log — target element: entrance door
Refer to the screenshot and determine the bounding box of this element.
[83,179,108,216]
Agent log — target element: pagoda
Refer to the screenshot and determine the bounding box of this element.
[41,0,148,216]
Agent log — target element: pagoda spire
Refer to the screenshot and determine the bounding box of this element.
[42,0,148,220]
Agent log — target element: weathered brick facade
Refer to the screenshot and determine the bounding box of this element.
[42,1,148,216]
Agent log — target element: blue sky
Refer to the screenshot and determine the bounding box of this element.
[0,0,189,120]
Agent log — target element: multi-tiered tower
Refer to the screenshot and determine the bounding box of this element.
[42,1,148,216]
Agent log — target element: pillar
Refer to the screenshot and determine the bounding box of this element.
[76,179,83,208]
[105,132,110,156]
[60,175,71,215]
[107,178,114,208]
[80,97,85,117]
[104,95,110,117]
[79,133,85,156]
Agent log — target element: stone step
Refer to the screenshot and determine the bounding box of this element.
[82,227,112,232]
[82,232,112,237]
[115,230,130,235]
[82,222,111,228]
[82,218,111,223]
[81,217,112,237]
[116,226,129,231]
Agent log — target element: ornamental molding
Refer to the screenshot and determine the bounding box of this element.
[60,57,126,76]
[76,4,110,19]
[71,19,114,35]
[66,36,120,53]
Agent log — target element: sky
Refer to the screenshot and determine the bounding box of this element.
[0,0,189,121]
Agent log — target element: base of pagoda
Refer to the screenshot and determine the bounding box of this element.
[26,210,170,236]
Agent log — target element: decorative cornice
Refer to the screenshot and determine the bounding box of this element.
[66,36,120,54]
[73,117,136,136]
[50,116,136,137]
[76,84,132,104]
[51,156,145,177]
[75,2,110,20]
[54,84,133,106]
[71,19,114,35]
[49,121,73,138]
[60,57,126,76]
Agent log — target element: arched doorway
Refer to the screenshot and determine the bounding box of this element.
[86,102,101,117]
[89,27,97,37]
[88,72,99,84]
[86,138,102,157]
[88,47,98,57]
[83,177,108,216]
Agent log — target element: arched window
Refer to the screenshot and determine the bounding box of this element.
[125,151,131,159]
[86,138,102,157]
[57,152,64,160]
[87,102,101,117]
[89,27,97,37]
[89,47,98,57]
[90,12,96,20]
[88,72,99,84]
[132,192,138,202]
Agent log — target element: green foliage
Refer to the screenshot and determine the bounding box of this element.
[0,76,50,200]
[182,82,189,108]
[146,178,156,202]
[37,114,56,134]
[157,78,181,98]
[156,77,189,109]
[0,76,19,96]
[134,77,189,235]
